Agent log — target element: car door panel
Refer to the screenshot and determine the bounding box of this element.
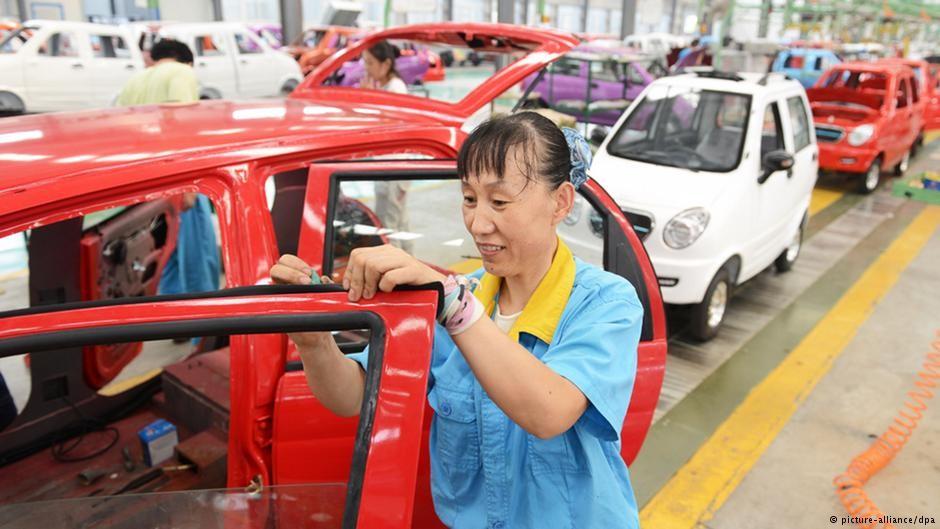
[0,286,439,529]
[23,28,90,111]
[86,30,140,107]
[232,30,270,97]
[78,198,180,389]
[752,100,792,272]
[188,32,238,98]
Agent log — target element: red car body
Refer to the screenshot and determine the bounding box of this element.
[287,25,361,75]
[879,57,940,131]
[0,23,666,527]
[809,62,923,178]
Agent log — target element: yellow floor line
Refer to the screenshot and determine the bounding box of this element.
[809,187,844,217]
[640,205,940,529]
[97,367,164,397]
[925,130,940,145]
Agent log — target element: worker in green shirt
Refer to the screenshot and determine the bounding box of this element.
[118,38,219,318]
[116,39,199,106]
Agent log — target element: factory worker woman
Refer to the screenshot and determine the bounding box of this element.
[270,112,643,529]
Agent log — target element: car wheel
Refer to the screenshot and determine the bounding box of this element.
[859,157,881,194]
[774,220,803,273]
[912,131,924,156]
[200,88,222,100]
[0,91,25,116]
[893,148,911,177]
[689,268,732,342]
[280,79,299,96]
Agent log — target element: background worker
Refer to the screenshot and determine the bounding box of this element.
[360,40,413,251]
[117,39,220,303]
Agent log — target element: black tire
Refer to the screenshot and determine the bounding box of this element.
[280,79,299,96]
[913,130,925,155]
[858,157,881,194]
[774,219,804,273]
[439,51,454,67]
[893,148,911,177]
[0,91,25,116]
[689,268,732,342]
[470,53,482,66]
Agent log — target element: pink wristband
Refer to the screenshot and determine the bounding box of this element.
[440,275,484,335]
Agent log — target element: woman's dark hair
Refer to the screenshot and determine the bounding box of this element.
[151,39,194,65]
[457,112,571,190]
[366,40,400,79]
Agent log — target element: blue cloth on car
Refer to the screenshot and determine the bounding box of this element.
[159,194,220,296]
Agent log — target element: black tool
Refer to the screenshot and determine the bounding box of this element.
[121,446,136,472]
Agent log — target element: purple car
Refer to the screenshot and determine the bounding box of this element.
[521,44,655,126]
[248,23,284,49]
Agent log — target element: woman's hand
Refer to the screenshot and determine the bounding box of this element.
[344,244,446,302]
[270,254,333,352]
[359,74,378,90]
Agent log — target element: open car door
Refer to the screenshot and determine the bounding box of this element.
[292,23,579,126]
[272,160,667,527]
[0,284,440,529]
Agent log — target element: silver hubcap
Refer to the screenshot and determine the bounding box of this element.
[865,164,879,191]
[900,151,910,173]
[707,281,728,329]
[786,230,801,262]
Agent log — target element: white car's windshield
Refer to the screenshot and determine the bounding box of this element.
[607,85,751,172]
[0,26,36,54]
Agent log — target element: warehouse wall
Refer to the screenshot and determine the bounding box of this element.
[25,0,83,20]
[161,0,214,21]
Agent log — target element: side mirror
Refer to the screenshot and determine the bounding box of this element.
[758,149,794,184]
[590,126,610,146]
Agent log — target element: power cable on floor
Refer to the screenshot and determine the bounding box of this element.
[50,396,120,463]
[834,331,940,529]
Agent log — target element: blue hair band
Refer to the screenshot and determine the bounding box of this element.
[561,127,592,189]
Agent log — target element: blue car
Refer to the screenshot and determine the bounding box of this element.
[771,48,842,88]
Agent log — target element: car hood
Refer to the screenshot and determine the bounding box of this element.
[590,152,736,210]
[295,22,578,122]
[0,98,453,187]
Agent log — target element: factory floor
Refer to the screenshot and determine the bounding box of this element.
[635,136,940,529]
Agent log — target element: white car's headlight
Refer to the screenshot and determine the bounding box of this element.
[663,208,710,249]
[847,124,875,146]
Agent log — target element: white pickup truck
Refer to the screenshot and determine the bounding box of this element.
[0,21,142,113]
[0,20,302,114]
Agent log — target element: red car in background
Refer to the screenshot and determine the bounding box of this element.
[286,25,361,75]
[880,57,940,131]
[0,23,665,528]
[808,62,923,194]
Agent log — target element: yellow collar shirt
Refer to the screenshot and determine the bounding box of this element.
[349,239,643,529]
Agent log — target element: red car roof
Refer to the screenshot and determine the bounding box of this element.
[295,22,578,121]
[827,61,912,75]
[0,98,456,197]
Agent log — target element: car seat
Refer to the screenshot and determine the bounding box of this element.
[695,127,743,168]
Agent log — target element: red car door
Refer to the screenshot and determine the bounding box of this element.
[0,285,441,529]
[273,160,667,527]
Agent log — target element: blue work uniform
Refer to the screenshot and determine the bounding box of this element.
[350,239,643,529]
[159,194,220,296]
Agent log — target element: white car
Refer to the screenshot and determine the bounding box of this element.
[0,20,143,113]
[623,33,689,56]
[590,70,818,340]
[155,22,302,99]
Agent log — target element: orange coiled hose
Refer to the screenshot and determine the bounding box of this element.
[833,331,940,529]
